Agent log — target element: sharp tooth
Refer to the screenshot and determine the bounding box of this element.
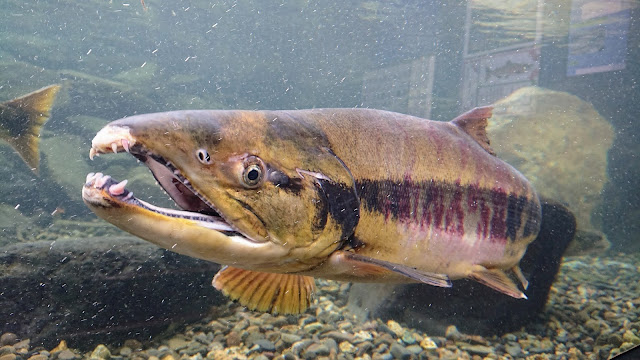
[111,142,118,153]
[173,169,180,175]
[95,174,111,188]
[122,139,130,153]
[109,179,128,196]
[123,192,134,200]
[85,172,96,183]
[89,148,97,160]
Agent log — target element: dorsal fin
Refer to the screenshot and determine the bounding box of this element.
[450,106,495,155]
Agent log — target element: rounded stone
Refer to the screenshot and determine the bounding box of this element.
[303,322,324,334]
[225,331,242,347]
[118,347,132,356]
[253,339,276,352]
[390,342,411,360]
[338,342,355,354]
[419,337,437,350]
[0,334,17,347]
[0,347,15,356]
[28,355,48,360]
[13,340,29,352]
[303,343,330,359]
[623,330,640,345]
[386,320,404,337]
[401,332,416,345]
[0,354,16,360]
[280,333,302,346]
[445,325,463,340]
[90,344,111,359]
[56,349,78,360]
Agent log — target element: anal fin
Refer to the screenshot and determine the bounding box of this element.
[327,251,451,288]
[512,265,529,290]
[469,267,527,299]
[212,266,316,314]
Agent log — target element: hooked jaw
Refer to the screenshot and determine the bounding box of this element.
[83,123,290,268]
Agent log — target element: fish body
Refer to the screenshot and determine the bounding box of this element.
[83,107,541,313]
[0,85,61,173]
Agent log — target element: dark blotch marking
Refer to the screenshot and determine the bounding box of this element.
[267,166,304,195]
[315,178,360,241]
[311,180,329,232]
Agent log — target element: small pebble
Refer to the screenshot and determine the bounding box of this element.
[303,322,323,334]
[28,355,47,360]
[13,340,29,353]
[389,342,411,360]
[253,339,276,352]
[459,344,493,356]
[303,343,330,359]
[56,349,77,360]
[420,337,437,350]
[445,325,463,340]
[0,347,14,357]
[90,344,111,359]
[386,320,404,337]
[0,354,16,360]
[339,341,355,354]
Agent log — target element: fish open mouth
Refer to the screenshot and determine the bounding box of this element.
[82,125,240,236]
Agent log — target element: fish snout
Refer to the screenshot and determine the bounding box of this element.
[89,125,136,160]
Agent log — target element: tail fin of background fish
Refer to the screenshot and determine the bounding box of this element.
[0,85,61,174]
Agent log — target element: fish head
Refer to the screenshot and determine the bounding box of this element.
[86,110,359,270]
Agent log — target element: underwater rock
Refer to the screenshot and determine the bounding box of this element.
[488,86,614,254]
[0,236,222,349]
[347,199,576,335]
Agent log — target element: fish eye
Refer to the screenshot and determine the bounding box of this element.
[196,149,212,164]
[242,156,264,188]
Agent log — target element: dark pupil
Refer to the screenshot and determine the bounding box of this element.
[199,151,209,162]
[247,168,259,181]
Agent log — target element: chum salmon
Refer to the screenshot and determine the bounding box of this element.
[82,107,541,314]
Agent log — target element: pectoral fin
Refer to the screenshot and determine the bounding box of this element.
[469,267,527,299]
[212,266,316,314]
[326,250,451,287]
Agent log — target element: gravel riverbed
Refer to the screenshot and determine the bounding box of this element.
[1,253,639,360]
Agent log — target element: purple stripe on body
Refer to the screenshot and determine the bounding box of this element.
[357,179,540,245]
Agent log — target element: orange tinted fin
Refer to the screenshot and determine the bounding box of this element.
[328,251,451,287]
[450,106,495,155]
[469,267,527,299]
[2,84,61,173]
[212,266,316,314]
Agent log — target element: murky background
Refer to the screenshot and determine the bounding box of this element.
[1,0,638,359]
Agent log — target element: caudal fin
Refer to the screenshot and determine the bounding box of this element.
[1,84,61,174]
